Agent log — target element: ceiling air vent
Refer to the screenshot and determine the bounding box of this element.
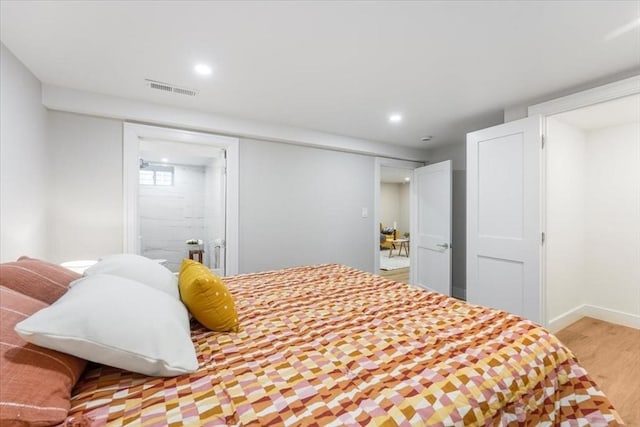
[145,79,198,97]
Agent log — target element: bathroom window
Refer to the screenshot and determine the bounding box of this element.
[139,170,154,185]
[139,166,174,186]
[155,170,173,186]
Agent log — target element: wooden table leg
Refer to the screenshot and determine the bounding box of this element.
[189,249,204,263]
[398,241,409,257]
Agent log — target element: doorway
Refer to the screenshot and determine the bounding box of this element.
[379,166,412,282]
[373,158,423,283]
[138,141,226,274]
[545,94,640,331]
[466,76,639,328]
[123,123,240,276]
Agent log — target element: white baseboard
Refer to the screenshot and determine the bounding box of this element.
[548,304,640,333]
[582,305,640,330]
[547,305,587,333]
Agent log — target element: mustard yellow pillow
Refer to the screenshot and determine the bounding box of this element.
[178,259,239,332]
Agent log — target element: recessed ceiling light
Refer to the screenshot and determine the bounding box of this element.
[194,64,212,76]
[404,177,410,182]
[389,114,403,123]
[161,158,169,162]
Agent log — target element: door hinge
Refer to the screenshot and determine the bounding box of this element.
[541,135,545,149]
[541,232,545,245]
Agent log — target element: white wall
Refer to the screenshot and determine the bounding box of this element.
[139,164,206,272]
[239,138,374,273]
[34,108,400,274]
[450,170,466,299]
[427,142,466,170]
[42,112,380,273]
[43,84,428,162]
[545,118,587,322]
[0,43,48,262]
[426,142,466,299]
[380,183,400,232]
[584,122,640,321]
[380,183,410,238]
[46,111,123,262]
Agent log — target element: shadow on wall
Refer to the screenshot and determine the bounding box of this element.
[452,170,466,300]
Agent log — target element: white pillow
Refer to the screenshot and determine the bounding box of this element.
[15,274,198,377]
[84,253,179,299]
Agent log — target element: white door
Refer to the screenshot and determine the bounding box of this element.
[410,160,452,295]
[466,116,542,323]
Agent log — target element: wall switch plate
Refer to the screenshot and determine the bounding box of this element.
[361,207,368,218]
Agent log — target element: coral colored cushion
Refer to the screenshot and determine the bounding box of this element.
[0,286,86,426]
[15,274,198,377]
[179,259,239,332]
[0,256,80,304]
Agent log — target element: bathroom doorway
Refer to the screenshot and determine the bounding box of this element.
[123,123,239,276]
[138,140,225,274]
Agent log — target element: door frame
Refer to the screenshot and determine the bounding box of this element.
[528,75,639,117]
[123,122,240,275]
[373,157,424,277]
[526,75,640,328]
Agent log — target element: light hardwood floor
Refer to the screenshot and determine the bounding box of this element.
[379,267,409,284]
[555,317,640,426]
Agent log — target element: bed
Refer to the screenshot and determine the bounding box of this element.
[55,263,621,426]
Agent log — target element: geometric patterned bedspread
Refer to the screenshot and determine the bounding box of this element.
[66,264,622,426]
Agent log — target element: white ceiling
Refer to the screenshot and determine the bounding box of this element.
[1,1,639,149]
[552,94,640,131]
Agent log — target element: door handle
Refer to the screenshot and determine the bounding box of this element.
[436,243,449,249]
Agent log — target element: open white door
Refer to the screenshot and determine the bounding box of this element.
[410,160,452,295]
[466,116,543,323]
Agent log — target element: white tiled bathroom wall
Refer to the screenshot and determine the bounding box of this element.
[139,164,206,272]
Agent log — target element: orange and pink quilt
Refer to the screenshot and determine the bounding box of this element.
[66,264,621,426]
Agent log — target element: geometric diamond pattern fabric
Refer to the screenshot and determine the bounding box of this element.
[66,264,622,426]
